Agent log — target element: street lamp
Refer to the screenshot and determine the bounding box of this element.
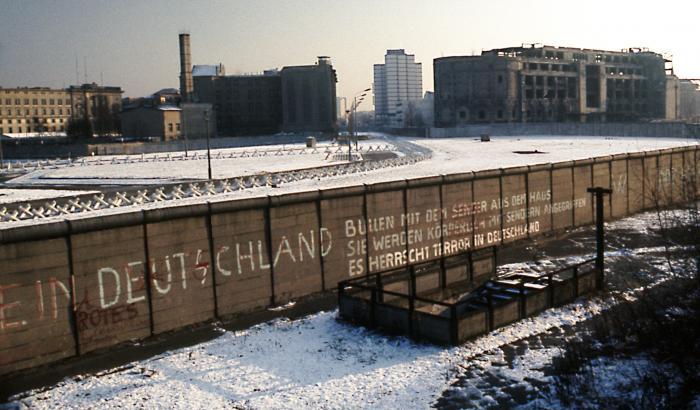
[347,87,371,161]
[204,109,212,180]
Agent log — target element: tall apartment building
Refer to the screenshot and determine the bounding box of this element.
[0,83,122,136]
[434,45,674,126]
[373,49,423,128]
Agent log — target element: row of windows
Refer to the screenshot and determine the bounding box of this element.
[525,88,577,99]
[524,62,577,72]
[0,125,66,134]
[571,52,634,64]
[2,118,66,124]
[1,107,71,116]
[606,66,642,76]
[166,123,181,132]
[525,75,577,87]
[457,108,517,121]
[1,97,70,106]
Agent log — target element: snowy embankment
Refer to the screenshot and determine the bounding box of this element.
[12,303,606,409]
[12,208,691,409]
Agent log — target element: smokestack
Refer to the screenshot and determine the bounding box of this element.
[179,33,194,102]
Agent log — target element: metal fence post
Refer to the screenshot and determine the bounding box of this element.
[587,187,612,290]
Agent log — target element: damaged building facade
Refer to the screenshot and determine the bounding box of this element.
[434,45,678,126]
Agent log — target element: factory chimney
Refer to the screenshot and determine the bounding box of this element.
[179,33,194,102]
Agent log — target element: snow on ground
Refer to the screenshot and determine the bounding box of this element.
[6,141,386,186]
[11,303,605,410]
[6,135,696,190]
[1,135,696,228]
[0,189,97,204]
[11,209,690,409]
[408,135,697,176]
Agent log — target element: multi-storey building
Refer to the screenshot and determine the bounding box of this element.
[194,70,282,135]
[434,45,675,126]
[120,105,182,141]
[0,83,122,136]
[68,83,123,135]
[281,57,337,133]
[373,49,423,128]
[679,80,700,122]
[180,34,337,135]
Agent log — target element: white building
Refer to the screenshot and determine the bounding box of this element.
[373,49,422,128]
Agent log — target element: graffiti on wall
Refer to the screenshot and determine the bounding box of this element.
[2,149,696,375]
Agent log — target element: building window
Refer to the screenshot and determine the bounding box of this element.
[176,123,181,131]
[8,127,12,133]
[32,99,38,105]
[478,110,485,119]
[497,110,503,119]
[4,99,10,105]
[459,111,466,119]
[42,108,47,115]
[14,99,20,105]
[58,99,62,105]
[168,123,173,132]
[24,99,29,105]
[50,109,55,115]
[59,108,63,115]
[49,99,54,105]
[497,75,503,84]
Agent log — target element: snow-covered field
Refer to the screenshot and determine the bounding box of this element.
[5,141,378,186]
[0,188,98,204]
[5,135,696,194]
[10,209,694,409]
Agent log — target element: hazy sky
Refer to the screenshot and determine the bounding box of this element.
[1,0,698,108]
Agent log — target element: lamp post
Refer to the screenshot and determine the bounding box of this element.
[204,109,212,180]
[181,104,189,158]
[347,87,371,161]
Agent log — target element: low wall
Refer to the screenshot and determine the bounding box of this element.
[0,145,698,375]
[3,134,322,159]
[428,122,700,139]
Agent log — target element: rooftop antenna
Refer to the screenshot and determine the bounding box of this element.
[100,70,104,86]
[83,56,88,84]
[75,56,79,85]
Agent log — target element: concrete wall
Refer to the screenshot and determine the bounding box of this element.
[428,122,700,139]
[0,145,697,375]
